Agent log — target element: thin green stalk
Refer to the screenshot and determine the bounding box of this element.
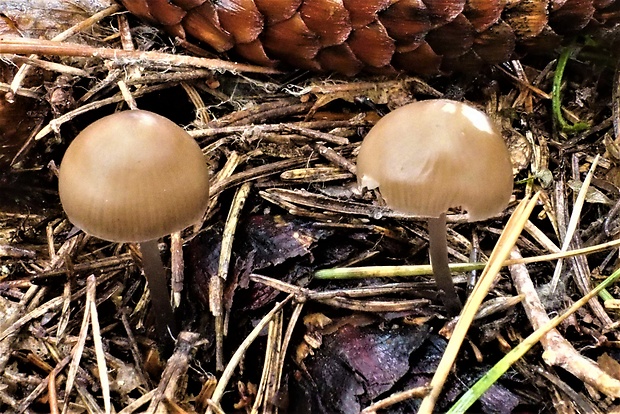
[447,268,620,413]
[314,262,485,279]
[552,47,589,134]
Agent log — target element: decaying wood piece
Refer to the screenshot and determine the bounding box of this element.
[120,0,620,75]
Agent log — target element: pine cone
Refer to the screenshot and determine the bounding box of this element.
[120,0,620,75]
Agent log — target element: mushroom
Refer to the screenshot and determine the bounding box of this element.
[356,99,513,315]
[58,109,210,343]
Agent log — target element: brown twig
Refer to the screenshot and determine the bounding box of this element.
[0,37,281,74]
[508,247,620,398]
[211,182,251,370]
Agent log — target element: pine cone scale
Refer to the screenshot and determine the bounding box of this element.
[121,0,620,75]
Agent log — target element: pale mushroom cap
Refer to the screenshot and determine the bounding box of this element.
[58,110,210,242]
[356,99,513,221]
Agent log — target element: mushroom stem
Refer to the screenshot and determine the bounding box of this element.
[139,239,179,345]
[427,213,462,315]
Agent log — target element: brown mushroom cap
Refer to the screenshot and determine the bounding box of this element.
[356,99,513,221]
[58,110,210,242]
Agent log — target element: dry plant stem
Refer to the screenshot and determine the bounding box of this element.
[170,231,184,308]
[205,294,295,414]
[118,80,138,110]
[570,236,615,329]
[312,142,357,174]
[120,312,151,389]
[192,123,350,146]
[250,273,430,312]
[52,225,72,339]
[361,386,432,414]
[552,160,613,329]
[139,240,177,350]
[211,101,316,128]
[509,248,620,397]
[0,236,80,372]
[614,62,620,142]
[261,188,472,223]
[498,65,551,100]
[212,182,252,370]
[1,270,121,343]
[428,214,462,315]
[116,390,157,414]
[550,155,599,291]
[251,312,283,413]
[117,13,143,82]
[0,37,281,74]
[32,82,175,142]
[314,237,620,280]
[524,220,560,253]
[534,366,603,414]
[275,302,304,399]
[204,151,241,217]
[57,274,72,339]
[118,13,136,52]
[0,82,40,99]
[33,254,133,281]
[63,276,94,414]
[0,295,62,342]
[190,119,370,139]
[211,157,320,197]
[263,306,299,414]
[8,55,88,76]
[87,275,111,414]
[7,3,122,96]
[0,286,41,369]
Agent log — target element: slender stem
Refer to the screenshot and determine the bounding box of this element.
[428,214,462,315]
[139,240,178,351]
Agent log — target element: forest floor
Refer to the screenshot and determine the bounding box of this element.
[1,2,620,414]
